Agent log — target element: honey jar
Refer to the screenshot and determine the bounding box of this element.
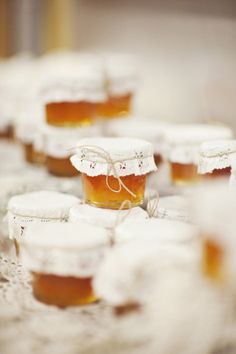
[16,118,45,165]
[94,240,198,316]
[191,181,236,285]
[21,222,109,307]
[106,118,169,166]
[40,55,106,127]
[166,124,233,186]
[150,195,192,223]
[97,54,138,119]
[7,191,80,250]
[70,137,156,209]
[44,125,101,177]
[198,140,236,179]
[69,203,148,238]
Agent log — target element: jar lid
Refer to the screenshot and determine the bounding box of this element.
[21,222,109,277]
[166,124,233,146]
[69,204,148,229]
[43,124,102,158]
[106,118,169,154]
[8,191,80,220]
[198,140,236,174]
[115,218,198,244]
[104,53,138,95]
[154,195,192,223]
[39,54,106,104]
[70,137,156,177]
[94,241,198,305]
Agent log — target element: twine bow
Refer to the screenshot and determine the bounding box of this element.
[78,145,137,198]
[146,192,160,218]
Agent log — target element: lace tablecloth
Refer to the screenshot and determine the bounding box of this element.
[0,141,236,354]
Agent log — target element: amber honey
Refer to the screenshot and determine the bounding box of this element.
[45,101,96,127]
[154,153,163,167]
[114,302,141,317]
[204,167,231,179]
[0,125,13,139]
[23,143,45,165]
[82,173,146,209]
[97,93,132,118]
[32,272,97,307]
[46,156,79,177]
[170,162,200,185]
[203,239,225,283]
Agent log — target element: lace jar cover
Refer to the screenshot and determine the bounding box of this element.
[198,140,236,174]
[70,137,157,177]
[7,191,80,241]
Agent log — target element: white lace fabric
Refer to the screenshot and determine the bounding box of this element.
[198,140,236,174]
[71,137,156,177]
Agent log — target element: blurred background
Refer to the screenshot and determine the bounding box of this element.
[0,0,236,125]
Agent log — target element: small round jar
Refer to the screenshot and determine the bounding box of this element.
[94,241,198,316]
[44,125,101,177]
[151,195,192,223]
[107,118,169,166]
[166,124,233,186]
[70,137,156,209]
[115,218,199,246]
[97,54,138,119]
[69,204,148,236]
[21,222,109,307]
[16,122,45,165]
[198,140,236,178]
[7,191,80,247]
[40,56,106,127]
[191,182,236,284]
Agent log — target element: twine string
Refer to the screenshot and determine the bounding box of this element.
[78,145,137,198]
[147,191,160,218]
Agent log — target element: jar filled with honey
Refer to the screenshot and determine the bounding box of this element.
[94,240,197,316]
[70,137,156,209]
[44,125,101,177]
[7,191,80,254]
[97,54,138,119]
[21,222,109,307]
[16,122,45,165]
[166,124,233,186]
[106,118,169,167]
[40,54,106,127]
[198,140,236,179]
[191,181,236,285]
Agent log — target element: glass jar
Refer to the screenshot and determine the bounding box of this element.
[106,118,169,167]
[94,240,198,316]
[191,181,236,285]
[97,54,138,119]
[44,125,101,177]
[16,122,45,165]
[166,124,233,186]
[7,191,80,251]
[69,204,148,235]
[40,56,106,127]
[70,137,156,209]
[151,195,192,223]
[21,222,109,307]
[198,140,236,179]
